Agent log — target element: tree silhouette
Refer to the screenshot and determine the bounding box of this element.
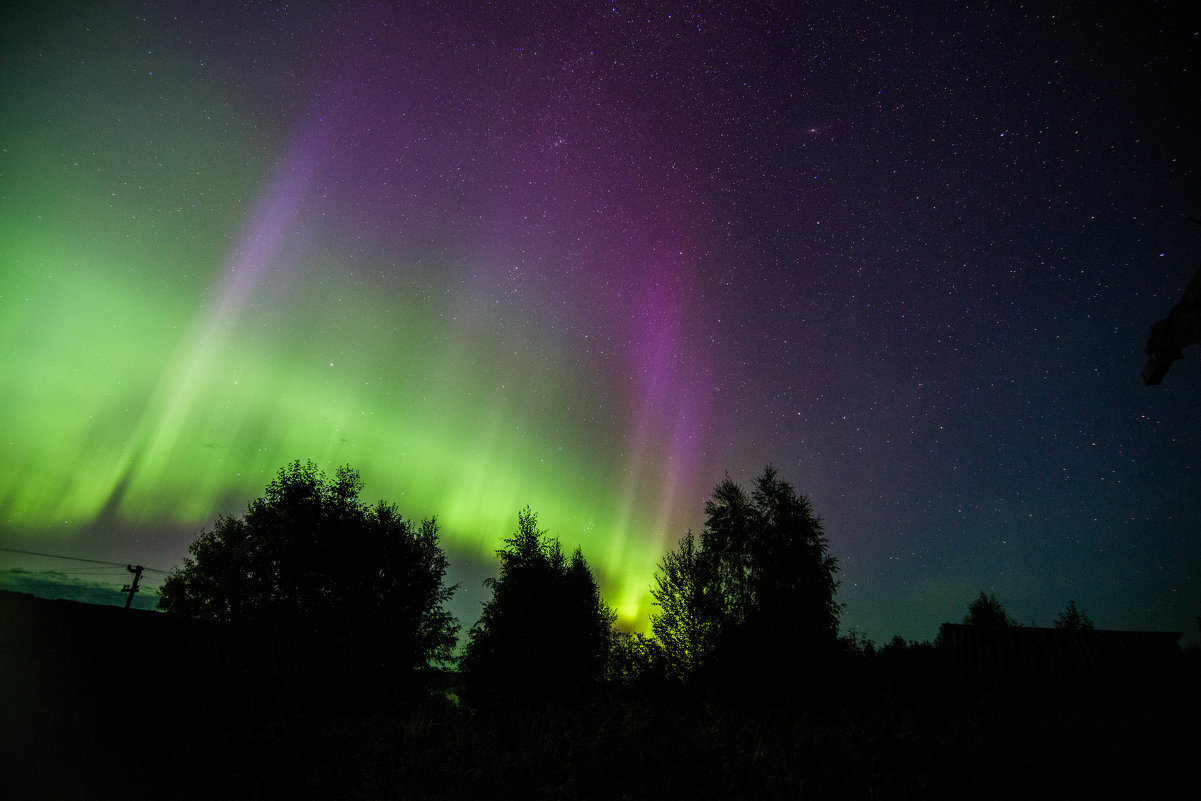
[607,630,667,687]
[650,466,841,689]
[460,508,615,703]
[158,460,459,670]
[962,591,1016,628]
[1054,600,1094,630]
[650,530,723,683]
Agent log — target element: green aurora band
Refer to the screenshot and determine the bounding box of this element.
[2,201,686,626]
[0,21,712,629]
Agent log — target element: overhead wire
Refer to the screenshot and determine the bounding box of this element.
[0,545,168,573]
[0,546,167,599]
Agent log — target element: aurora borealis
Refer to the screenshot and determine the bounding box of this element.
[3,1,1200,642]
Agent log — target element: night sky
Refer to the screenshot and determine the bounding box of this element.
[3,0,1199,644]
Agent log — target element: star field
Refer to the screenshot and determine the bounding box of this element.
[2,0,1199,642]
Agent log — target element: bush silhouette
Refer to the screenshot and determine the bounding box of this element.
[158,460,459,671]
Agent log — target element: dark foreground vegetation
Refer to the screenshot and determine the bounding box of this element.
[5,461,1197,799]
[191,681,1199,801]
[3,591,1196,801]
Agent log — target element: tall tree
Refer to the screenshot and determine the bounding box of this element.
[1054,600,1094,630]
[158,460,459,670]
[963,591,1016,628]
[701,477,757,624]
[651,466,842,687]
[744,467,841,645]
[650,530,723,682]
[460,508,615,703]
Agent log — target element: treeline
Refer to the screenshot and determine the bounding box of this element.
[16,461,1193,800]
[157,460,1107,707]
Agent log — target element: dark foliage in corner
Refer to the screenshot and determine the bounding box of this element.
[460,507,616,704]
[158,460,459,670]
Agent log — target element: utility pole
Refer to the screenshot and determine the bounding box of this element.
[122,564,144,609]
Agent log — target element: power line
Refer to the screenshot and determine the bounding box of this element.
[50,568,135,575]
[0,546,168,574]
